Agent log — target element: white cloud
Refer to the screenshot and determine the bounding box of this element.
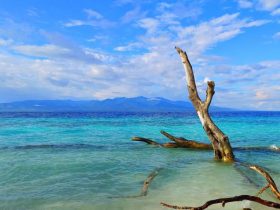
[169,13,268,56]
[255,90,270,99]
[258,0,280,11]
[137,18,160,34]
[236,0,280,16]
[13,44,71,57]
[64,20,85,27]
[121,7,147,24]
[236,0,254,8]
[0,38,13,46]
[272,7,280,15]
[114,42,142,51]
[0,5,277,109]
[64,19,115,28]
[273,31,280,39]
[64,9,115,28]
[84,9,103,19]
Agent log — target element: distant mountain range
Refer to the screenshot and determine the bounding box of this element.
[0,97,235,112]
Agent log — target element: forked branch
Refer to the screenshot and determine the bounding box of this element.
[249,165,280,199]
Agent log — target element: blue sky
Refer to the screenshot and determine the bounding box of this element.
[0,0,279,110]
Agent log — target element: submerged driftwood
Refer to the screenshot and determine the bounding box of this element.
[110,168,162,198]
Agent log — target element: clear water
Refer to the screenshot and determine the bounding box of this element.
[0,112,279,210]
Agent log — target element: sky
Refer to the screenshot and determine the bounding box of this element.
[0,0,279,110]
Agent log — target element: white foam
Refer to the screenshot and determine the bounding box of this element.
[270,144,279,150]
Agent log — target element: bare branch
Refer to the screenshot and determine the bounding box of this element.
[249,165,280,199]
[204,81,215,109]
[161,195,280,209]
[256,184,270,197]
[175,47,202,105]
[132,137,162,146]
[160,130,212,150]
[131,136,178,148]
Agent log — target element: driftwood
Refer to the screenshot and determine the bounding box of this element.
[140,168,162,196]
[161,165,280,209]
[110,168,162,198]
[249,165,280,199]
[160,130,212,149]
[133,131,280,153]
[132,136,178,148]
[161,195,280,209]
[132,131,210,149]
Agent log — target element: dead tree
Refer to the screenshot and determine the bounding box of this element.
[130,47,279,209]
[175,47,234,162]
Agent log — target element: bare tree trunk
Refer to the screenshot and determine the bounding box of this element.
[175,47,234,162]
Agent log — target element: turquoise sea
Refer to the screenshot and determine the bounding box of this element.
[0,111,279,210]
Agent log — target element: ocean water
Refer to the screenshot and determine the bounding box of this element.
[0,111,279,210]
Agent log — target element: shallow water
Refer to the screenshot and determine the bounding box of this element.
[0,112,279,210]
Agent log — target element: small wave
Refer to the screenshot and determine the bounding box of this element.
[270,144,279,151]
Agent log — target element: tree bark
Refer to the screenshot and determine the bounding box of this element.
[175,47,234,162]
